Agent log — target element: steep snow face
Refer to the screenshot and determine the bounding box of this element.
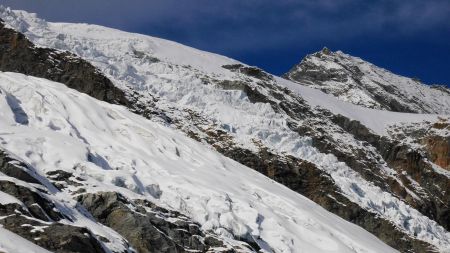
[0,8,238,78]
[0,7,443,136]
[0,71,398,253]
[284,48,450,114]
[1,7,450,252]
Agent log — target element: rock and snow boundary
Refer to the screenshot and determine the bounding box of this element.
[0,72,397,253]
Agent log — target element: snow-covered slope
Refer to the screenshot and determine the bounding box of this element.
[1,6,450,253]
[0,71,397,253]
[277,77,441,135]
[0,7,443,136]
[284,48,450,114]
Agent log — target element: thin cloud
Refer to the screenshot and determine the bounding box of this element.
[1,0,448,53]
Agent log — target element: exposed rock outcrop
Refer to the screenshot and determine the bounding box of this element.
[0,152,111,253]
[77,192,256,253]
[0,150,256,253]
[422,135,450,171]
[284,48,450,114]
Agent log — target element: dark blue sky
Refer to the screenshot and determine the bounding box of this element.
[2,0,449,85]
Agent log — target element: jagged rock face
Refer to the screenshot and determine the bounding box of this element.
[384,121,450,231]
[78,192,256,253]
[0,152,111,253]
[284,48,450,114]
[1,214,106,253]
[422,136,450,170]
[384,142,450,230]
[330,115,450,231]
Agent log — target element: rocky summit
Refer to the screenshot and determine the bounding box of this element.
[0,6,449,253]
[284,47,450,114]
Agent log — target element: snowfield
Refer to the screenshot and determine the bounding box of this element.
[0,72,397,253]
[277,77,443,135]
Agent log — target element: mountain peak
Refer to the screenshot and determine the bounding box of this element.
[320,46,332,55]
[285,49,450,113]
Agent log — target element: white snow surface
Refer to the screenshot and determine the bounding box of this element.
[0,226,52,253]
[277,77,442,135]
[0,191,23,206]
[0,72,398,253]
[1,7,450,252]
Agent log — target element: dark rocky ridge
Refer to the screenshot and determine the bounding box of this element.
[0,151,112,253]
[77,192,256,253]
[334,116,450,229]
[431,85,450,95]
[0,19,171,124]
[422,135,450,171]
[0,20,129,106]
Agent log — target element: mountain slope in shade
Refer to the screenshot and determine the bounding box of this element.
[284,48,450,114]
[0,71,397,253]
[1,6,450,253]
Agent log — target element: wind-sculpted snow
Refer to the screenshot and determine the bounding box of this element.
[0,72,397,253]
[1,6,450,252]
